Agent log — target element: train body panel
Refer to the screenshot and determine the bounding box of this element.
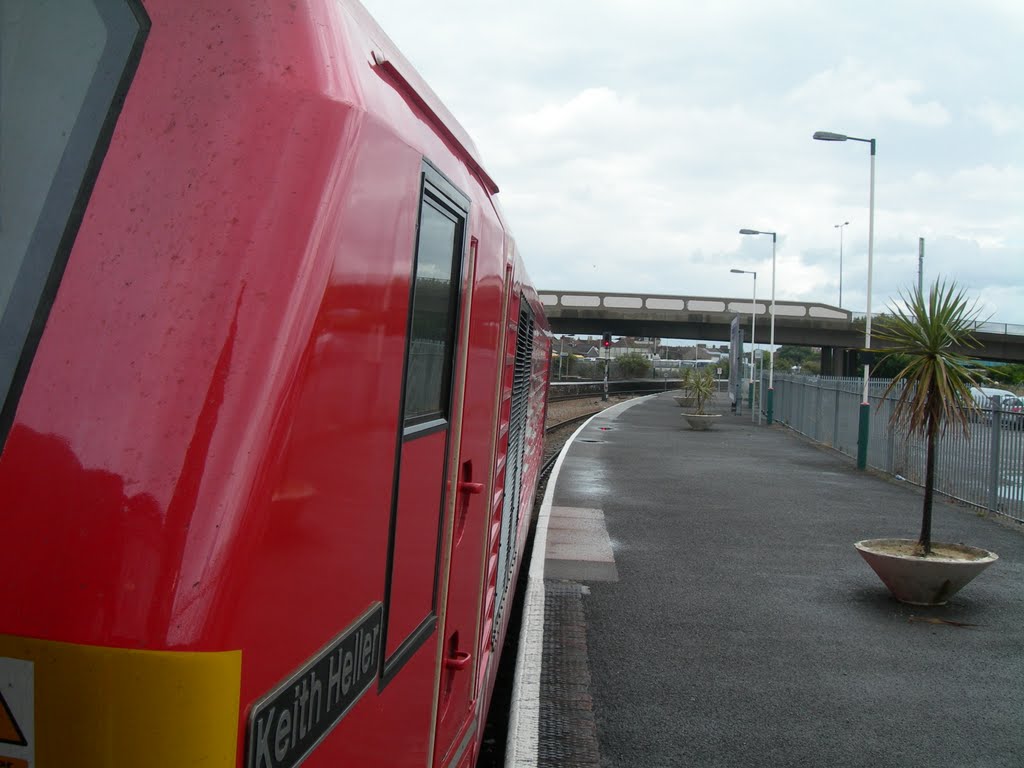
[0,1,550,766]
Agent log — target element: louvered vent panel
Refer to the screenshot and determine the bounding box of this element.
[492,300,534,644]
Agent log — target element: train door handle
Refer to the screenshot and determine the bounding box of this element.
[458,481,485,495]
[445,650,472,671]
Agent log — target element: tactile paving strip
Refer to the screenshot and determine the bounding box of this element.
[538,580,602,767]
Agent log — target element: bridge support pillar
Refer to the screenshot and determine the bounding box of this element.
[819,346,850,376]
[842,348,860,377]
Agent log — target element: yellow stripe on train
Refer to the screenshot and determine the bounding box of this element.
[0,635,240,768]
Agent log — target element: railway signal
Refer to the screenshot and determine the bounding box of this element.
[602,333,611,400]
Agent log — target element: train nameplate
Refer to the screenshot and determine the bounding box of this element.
[247,603,383,768]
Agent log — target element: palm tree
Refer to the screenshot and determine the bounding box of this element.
[873,279,981,556]
[690,366,716,415]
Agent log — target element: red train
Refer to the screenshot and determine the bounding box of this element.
[0,2,550,766]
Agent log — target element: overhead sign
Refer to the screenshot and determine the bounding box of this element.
[246,603,383,768]
[0,657,33,768]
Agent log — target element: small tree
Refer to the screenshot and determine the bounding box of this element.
[870,352,912,380]
[984,362,1024,388]
[873,279,981,556]
[690,366,716,415]
[615,351,652,379]
[574,359,601,380]
[678,366,694,396]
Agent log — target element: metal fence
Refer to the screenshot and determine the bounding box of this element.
[769,373,1024,524]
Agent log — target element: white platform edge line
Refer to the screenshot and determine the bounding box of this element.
[504,395,655,768]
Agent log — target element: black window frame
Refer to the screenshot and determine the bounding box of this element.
[399,161,470,435]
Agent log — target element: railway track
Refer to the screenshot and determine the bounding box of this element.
[548,379,679,404]
[541,411,601,478]
[548,388,668,404]
[545,411,601,435]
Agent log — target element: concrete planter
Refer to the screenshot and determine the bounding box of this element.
[682,413,720,431]
[854,538,998,606]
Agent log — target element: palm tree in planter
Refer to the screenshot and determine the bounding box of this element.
[674,366,695,408]
[682,367,720,430]
[854,278,998,605]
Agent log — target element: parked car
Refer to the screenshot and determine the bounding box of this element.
[999,394,1024,429]
[969,386,1024,427]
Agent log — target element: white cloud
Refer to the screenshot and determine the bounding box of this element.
[971,103,1024,135]
[360,0,1024,326]
[787,59,950,128]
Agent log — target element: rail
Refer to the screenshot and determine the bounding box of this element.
[545,412,600,435]
[540,417,585,478]
[550,378,729,402]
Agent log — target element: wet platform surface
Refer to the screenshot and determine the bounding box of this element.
[509,392,1024,768]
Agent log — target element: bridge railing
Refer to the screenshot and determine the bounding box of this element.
[975,321,1024,336]
[849,313,1024,337]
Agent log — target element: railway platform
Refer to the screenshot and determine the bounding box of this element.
[506,391,1024,767]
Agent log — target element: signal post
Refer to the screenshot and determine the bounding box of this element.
[602,332,611,401]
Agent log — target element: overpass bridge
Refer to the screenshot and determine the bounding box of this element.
[539,290,1024,372]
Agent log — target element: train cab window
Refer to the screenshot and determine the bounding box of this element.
[402,165,469,431]
[0,0,147,443]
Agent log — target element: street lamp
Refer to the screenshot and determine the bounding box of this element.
[730,268,757,409]
[739,228,777,424]
[834,221,849,307]
[814,130,876,470]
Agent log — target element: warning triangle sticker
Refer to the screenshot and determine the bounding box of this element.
[0,689,27,746]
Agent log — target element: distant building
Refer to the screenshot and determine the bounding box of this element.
[558,336,600,358]
[607,336,659,360]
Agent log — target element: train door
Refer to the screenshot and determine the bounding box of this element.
[430,233,483,767]
[381,161,469,702]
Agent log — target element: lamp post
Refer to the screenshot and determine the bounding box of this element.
[730,268,757,409]
[739,228,776,424]
[814,130,876,470]
[834,221,849,307]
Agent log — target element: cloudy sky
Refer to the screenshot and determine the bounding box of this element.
[361,0,1023,327]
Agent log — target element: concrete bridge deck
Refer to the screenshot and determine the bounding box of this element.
[540,290,1024,363]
